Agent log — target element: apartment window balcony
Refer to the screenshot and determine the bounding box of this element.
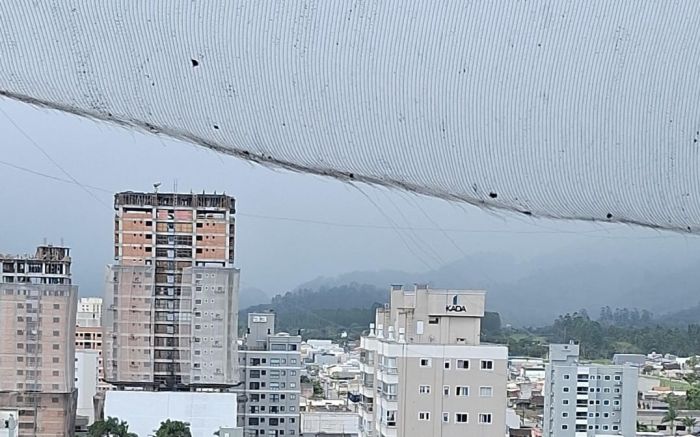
[382,392,397,401]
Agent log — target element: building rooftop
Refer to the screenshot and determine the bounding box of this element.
[114,191,235,211]
[0,245,71,261]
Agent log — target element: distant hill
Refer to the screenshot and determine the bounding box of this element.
[239,286,270,310]
[241,283,386,339]
[292,241,700,326]
[660,302,700,326]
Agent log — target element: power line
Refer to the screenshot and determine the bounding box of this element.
[0,106,109,207]
[0,158,681,240]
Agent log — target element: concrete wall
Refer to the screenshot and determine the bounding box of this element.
[75,350,99,424]
[301,411,359,436]
[104,391,238,437]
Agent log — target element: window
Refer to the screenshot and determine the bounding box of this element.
[480,360,494,370]
[53,317,59,323]
[418,412,430,421]
[455,413,468,423]
[562,412,568,418]
[52,344,60,350]
[456,359,469,369]
[419,385,431,394]
[614,375,621,381]
[563,387,569,393]
[420,358,431,367]
[562,399,569,405]
[442,413,449,423]
[456,386,469,396]
[479,386,493,397]
[443,385,450,396]
[478,414,492,424]
[444,360,450,369]
[562,425,568,430]
[53,304,60,310]
[563,374,570,380]
[603,400,610,405]
[604,375,611,381]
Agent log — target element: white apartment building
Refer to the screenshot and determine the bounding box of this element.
[358,285,508,437]
[239,312,302,436]
[76,297,102,328]
[543,343,638,437]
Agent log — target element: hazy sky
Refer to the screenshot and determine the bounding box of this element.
[0,97,693,297]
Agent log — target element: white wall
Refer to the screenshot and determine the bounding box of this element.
[104,391,238,437]
[0,410,18,437]
[75,350,99,424]
[301,411,359,436]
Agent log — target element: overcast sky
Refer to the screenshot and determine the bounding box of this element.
[0,97,693,297]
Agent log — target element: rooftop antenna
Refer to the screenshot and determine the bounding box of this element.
[173,179,178,193]
[153,182,161,193]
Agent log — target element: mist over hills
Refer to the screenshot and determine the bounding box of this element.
[288,240,700,326]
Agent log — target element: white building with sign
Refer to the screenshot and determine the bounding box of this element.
[358,285,508,437]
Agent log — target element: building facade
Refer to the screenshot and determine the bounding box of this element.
[543,343,638,436]
[76,297,102,328]
[75,350,99,424]
[239,313,302,436]
[0,245,78,437]
[103,192,239,390]
[358,285,508,437]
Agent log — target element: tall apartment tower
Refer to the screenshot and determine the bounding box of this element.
[104,192,239,390]
[543,343,638,436]
[0,245,78,437]
[239,312,302,437]
[358,285,508,437]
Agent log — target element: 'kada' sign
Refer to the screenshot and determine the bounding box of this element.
[445,295,467,312]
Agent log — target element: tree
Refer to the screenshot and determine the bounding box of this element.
[154,420,191,437]
[312,380,324,398]
[88,417,137,437]
[662,405,678,436]
[681,417,697,434]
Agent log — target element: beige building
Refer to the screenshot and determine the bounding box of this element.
[103,192,239,390]
[359,285,507,437]
[0,245,78,437]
